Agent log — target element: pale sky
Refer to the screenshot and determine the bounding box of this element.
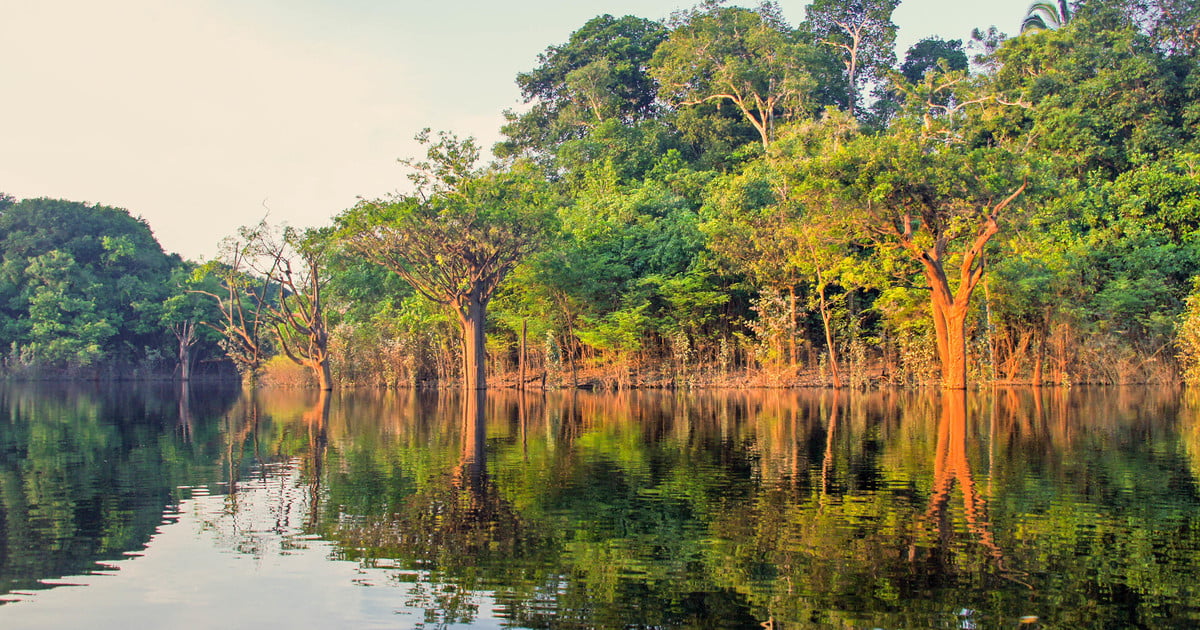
[1,0,1032,261]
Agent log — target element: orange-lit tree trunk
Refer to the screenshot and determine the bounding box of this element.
[456,289,489,391]
[816,280,844,389]
[790,92,1029,391]
[898,182,1026,389]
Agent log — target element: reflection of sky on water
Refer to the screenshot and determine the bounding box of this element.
[1,461,505,630]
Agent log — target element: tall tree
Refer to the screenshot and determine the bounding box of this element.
[651,2,815,150]
[794,116,1028,389]
[252,224,336,390]
[804,0,900,118]
[338,131,559,390]
[497,14,668,157]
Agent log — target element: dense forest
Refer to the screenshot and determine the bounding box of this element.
[2,0,1199,390]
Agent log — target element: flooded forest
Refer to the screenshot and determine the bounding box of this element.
[4,0,1200,626]
[1,0,1199,393]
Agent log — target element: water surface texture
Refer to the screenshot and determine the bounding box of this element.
[1,383,1198,628]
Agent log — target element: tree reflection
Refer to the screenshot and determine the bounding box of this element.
[12,384,1199,626]
[303,390,329,531]
[0,383,238,602]
[922,391,1027,587]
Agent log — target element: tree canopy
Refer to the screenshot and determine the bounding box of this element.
[8,0,1200,390]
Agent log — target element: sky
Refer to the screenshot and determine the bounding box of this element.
[1,0,1033,262]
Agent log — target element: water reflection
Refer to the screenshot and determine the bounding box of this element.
[0,382,240,599]
[1,384,1199,628]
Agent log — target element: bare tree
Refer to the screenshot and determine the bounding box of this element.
[197,222,334,390]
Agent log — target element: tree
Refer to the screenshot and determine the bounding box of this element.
[248,223,335,390]
[987,8,1188,177]
[193,246,274,386]
[651,2,815,151]
[795,118,1028,389]
[21,250,116,368]
[899,37,969,84]
[804,0,900,118]
[338,131,559,390]
[704,112,874,386]
[197,222,335,389]
[1021,0,1072,33]
[0,197,178,371]
[158,266,225,382]
[1178,278,1200,385]
[871,37,970,127]
[498,14,668,157]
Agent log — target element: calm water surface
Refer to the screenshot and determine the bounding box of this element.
[1,383,1199,629]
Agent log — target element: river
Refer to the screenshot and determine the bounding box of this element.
[0,383,1197,628]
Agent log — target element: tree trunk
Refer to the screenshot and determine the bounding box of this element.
[925,265,973,390]
[817,284,843,388]
[930,294,952,381]
[313,357,333,391]
[942,306,970,390]
[457,291,488,390]
[179,335,192,382]
[175,320,196,382]
[1032,329,1046,386]
[519,318,528,391]
[789,287,798,367]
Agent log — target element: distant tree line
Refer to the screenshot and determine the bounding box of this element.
[0,195,231,379]
[3,0,1199,389]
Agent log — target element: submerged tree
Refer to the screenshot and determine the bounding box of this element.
[338,131,559,390]
[194,242,274,386]
[794,113,1028,389]
[250,224,335,390]
[198,221,335,390]
[158,266,224,382]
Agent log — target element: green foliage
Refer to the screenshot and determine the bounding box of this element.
[22,250,116,366]
[339,132,560,310]
[1180,279,1200,384]
[990,12,1191,175]
[10,0,1200,387]
[499,14,668,156]
[803,0,900,116]
[651,2,815,149]
[0,197,180,371]
[899,37,969,84]
[329,293,456,387]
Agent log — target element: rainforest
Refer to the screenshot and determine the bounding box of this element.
[5,1,1200,627]
[2,0,1199,393]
